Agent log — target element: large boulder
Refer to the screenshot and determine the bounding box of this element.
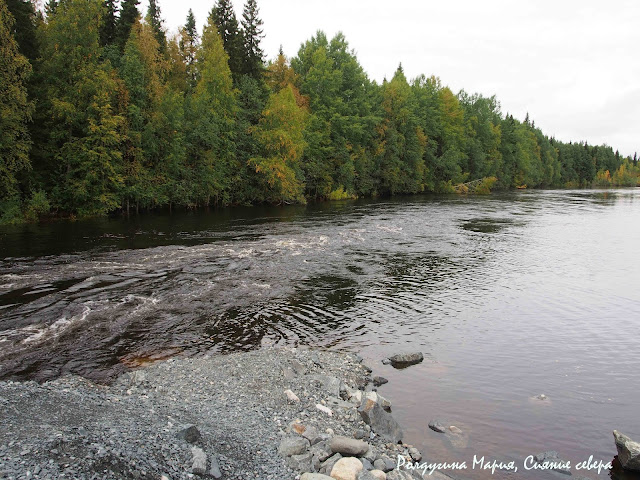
[614,430,640,471]
[358,398,403,443]
[330,457,364,480]
[330,436,370,456]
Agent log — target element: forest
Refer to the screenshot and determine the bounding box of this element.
[1,0,639,223]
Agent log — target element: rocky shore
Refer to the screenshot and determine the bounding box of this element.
[0,348,450,480]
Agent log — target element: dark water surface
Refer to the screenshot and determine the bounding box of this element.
[1,190,639,479]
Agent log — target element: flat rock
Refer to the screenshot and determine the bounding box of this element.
[387,352,423,368]
[330,436,370,456]
[301,474,334,480]
[176,424,202,444]
[358,398,403,443]
[331,457,364,480]
[614,431,640,471]
[278,436,310,457]
[191,446,207,476]
[209,455,222,479]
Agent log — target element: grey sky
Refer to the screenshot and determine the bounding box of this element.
[149,0,639,157]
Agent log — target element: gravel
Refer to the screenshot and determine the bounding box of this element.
[0,347,404,480]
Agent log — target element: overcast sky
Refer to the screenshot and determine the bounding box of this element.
[149,0,639,157]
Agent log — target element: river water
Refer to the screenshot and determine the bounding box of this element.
[1,190,639,479]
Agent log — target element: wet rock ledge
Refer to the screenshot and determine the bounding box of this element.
[0,348,451,480]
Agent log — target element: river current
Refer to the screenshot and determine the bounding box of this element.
[1,189,639,479]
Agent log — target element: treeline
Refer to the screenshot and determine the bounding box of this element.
[1,0,638,222]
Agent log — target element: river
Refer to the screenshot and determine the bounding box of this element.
[1,189,639,479]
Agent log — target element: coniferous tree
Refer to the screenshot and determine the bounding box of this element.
[145,0,166,54]
[44,0,58,18]
[179,9,198,89]
[99,0,117,47]
[5,0,38,61]
[38,0,125,215]
[115,0,139,52]
[0,0,33,212]
[240,0,264,79]
[209,0,242,79]
[186,14,237,206]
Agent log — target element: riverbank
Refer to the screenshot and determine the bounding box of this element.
[0,348,450,480]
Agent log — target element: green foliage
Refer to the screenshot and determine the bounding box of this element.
[1,11,637,221]
[250,85,307,204]
[0,0,33,203]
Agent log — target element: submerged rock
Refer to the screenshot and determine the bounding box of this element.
[534,451,571,475]
[386,352,423,368]
[372,376,388,387]
[614,430,640,471]
[428,420,446,433]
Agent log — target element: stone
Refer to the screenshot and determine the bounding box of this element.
[176,425,202,444]
[370,470,386,480]
[311,441,334,463]
[328,396,356,409]
[354,429,365,440]
[311,375,342,397]
[330,436,370,456]
[356,470,378,480]
[381,359,391,365]
[330,457,364,480]
[533,451,572,475]
[302,425,323,445]
[408,447,422,462]
[361,458,374,470]
[209,455,222,479]
[316,404,333,416]
[290,359,307,375]
[364,391,391,411]
[428,420,446,433]
[448,426,462,434]
[358,398,403,443]
[320,453,342,475]
[374,456,396,472]
[363,447,377,463]
[301,474,334,480]
[614,430,640,471]
[285,389,300,403]
[278,436,310,457]
[387,352,423,367]
[372,376,388,387]
[191,447,207,476]
[286,451,313,471]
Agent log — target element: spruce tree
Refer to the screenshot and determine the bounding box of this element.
[209,0,242,79]
[240,0,264,79]
[145,0,166,54]
[0,0,33,205]
[179,9,198,88]
[99,0,117,47]
[115,0,140,52]
[5,0,38,61]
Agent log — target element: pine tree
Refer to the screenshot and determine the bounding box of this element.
[240,0,264,79]
[0,0,33,205]
[145,0,166,54]
[209,0,242,79]
[115,0,139,52]
[99,0,117,47]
